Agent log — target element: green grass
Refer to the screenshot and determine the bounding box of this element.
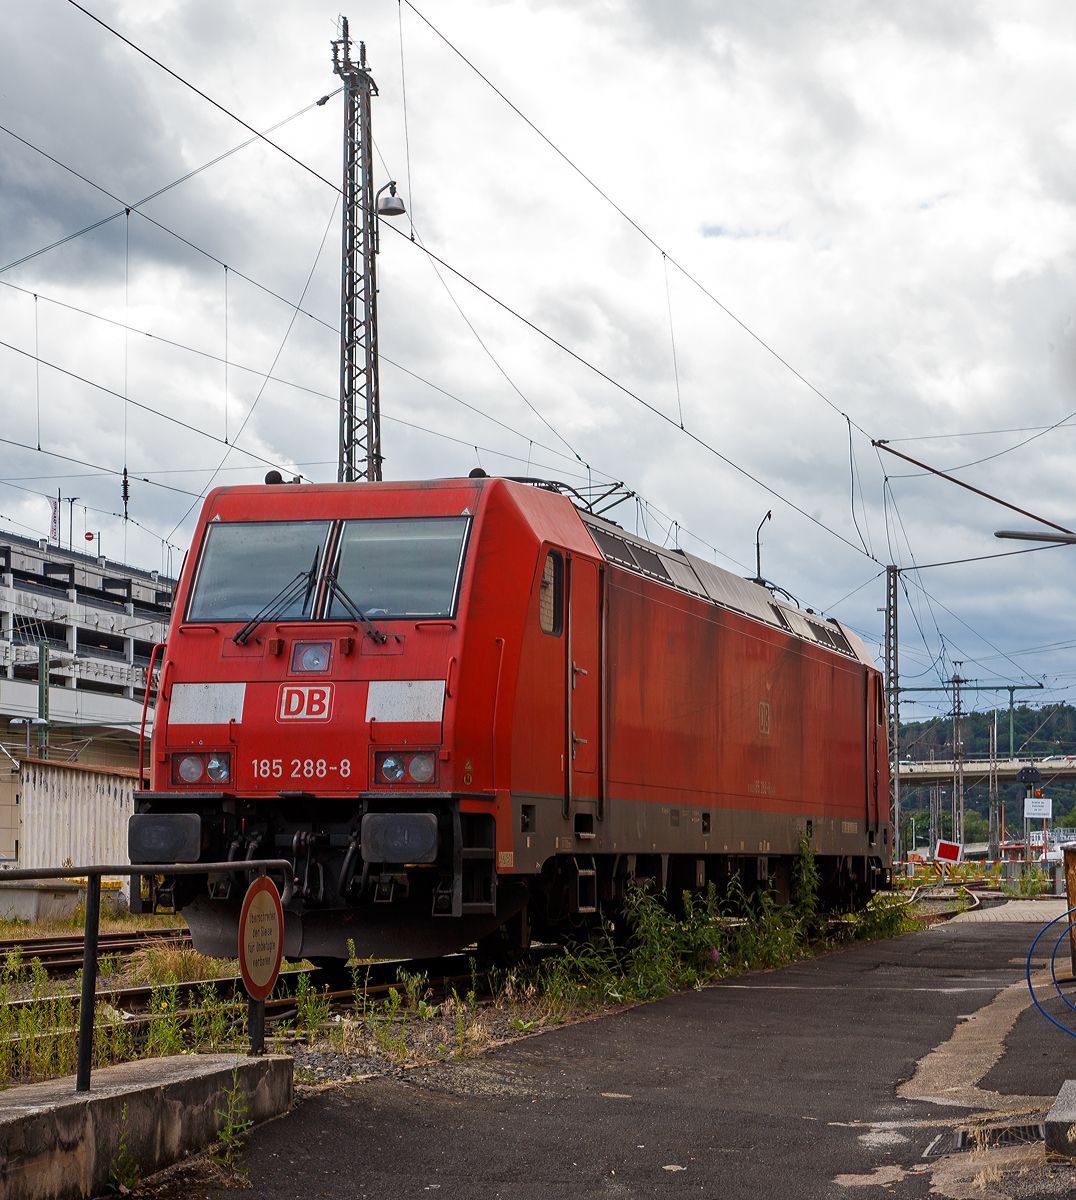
[0,904,185,941]
[0,841,919,1085]
[0,943,254,1086]
[1002,870,1051,898]
[527,877,916,1022]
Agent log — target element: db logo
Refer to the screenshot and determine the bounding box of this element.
[277,684,334,721]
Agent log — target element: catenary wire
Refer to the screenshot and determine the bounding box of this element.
[61,3,879,562]
[54,0,1076,675]
[891,407,1076,477]
[397,0,416,241]
[400,0,872,440]
[69,0,1076,590]
[0,276,594,477]
[889,422,1076,443]
[380,226,876,560]
[163,195,341,540]
[0,123,341,352]
[404,224,586,464]
[0,341,299,479]
[0,477,184,552]
[369,135,590,468]
[0,98,338,289]
[66,1,340,195]
[822,569,886,615]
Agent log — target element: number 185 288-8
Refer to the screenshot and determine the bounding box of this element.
[252,758,351,779]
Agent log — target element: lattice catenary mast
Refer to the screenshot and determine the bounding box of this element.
[884,565,900,862]
[333,19,381,483]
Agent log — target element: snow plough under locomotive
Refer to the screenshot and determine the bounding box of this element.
[129,475,892,961]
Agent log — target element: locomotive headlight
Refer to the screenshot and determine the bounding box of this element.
[381,755,406,782]
[292,641,332,672]
[178,755,204,783]
[407,753,434,783]
[300,644,329,671]
[206,754,231,783]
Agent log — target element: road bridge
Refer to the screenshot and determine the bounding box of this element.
[897,757,1076,787]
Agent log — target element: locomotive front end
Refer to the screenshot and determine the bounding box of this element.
[131,478,525,962]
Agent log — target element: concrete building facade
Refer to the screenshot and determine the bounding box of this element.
[0,531,175,862]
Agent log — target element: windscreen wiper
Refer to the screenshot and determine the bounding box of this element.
[232,547,320,645]
[325,573,387,644]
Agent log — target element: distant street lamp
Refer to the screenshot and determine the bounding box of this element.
[8,717,49,760]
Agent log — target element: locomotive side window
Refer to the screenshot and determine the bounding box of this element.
[538,550,563,635]
[329,517,470,619]
[876,679,885,726]
[186,521,331,622]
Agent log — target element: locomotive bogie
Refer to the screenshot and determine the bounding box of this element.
[133,477,891,962]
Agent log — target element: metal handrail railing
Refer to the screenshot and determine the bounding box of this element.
[0,860,292,1091]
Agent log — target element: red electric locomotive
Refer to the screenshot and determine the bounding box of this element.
[130,475,891,962]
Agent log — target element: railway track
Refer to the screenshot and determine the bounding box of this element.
[3,947,561,1015]
[0,927,192,973]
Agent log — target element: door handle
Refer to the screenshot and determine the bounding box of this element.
[572,733,588,761]
[572,661,588,689]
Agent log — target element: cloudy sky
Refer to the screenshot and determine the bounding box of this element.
[3,0,1076,723]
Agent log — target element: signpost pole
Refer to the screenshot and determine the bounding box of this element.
[248,996,266,1056]
[248,863,267,1056]
[76,872,101,1092]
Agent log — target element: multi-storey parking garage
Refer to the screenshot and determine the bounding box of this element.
[0,532,175,861]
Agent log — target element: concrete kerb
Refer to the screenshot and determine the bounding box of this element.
[1046,1079,1076,1158]
[0,1053,293,1200]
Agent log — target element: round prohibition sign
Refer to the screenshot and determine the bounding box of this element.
[239,875,284,1001]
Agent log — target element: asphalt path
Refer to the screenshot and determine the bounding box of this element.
[240,913,1076,1199]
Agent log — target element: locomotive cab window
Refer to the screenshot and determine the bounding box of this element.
[328,516,470,619]
[539,550,563,635]
[186,520,331,622]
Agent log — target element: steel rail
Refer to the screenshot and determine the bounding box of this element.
[0,928,189,954]
[0,860,292,1091]
[0,928,192,974]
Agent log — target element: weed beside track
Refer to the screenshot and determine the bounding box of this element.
[0,841,919,1089]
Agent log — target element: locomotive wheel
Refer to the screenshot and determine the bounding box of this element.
[306,955,350,972]
[474,906,532,969]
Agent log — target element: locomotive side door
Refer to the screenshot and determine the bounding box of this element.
[568,556,601,784]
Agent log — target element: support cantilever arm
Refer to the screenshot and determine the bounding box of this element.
[995,530,1076,544]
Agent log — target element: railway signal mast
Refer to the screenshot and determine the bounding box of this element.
[332,19,405,483]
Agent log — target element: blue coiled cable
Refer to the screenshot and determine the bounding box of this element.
[1026,906,1076,1038]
